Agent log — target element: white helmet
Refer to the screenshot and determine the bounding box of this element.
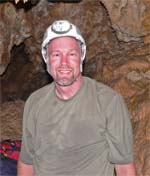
[41,20,86,73]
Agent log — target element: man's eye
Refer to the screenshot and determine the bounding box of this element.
[55,53,59,56]
[52,53,60,57]
[70,52,77,56]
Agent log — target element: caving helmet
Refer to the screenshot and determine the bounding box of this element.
[41,20,86,73]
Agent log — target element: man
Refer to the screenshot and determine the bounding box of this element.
[17,20,136,176]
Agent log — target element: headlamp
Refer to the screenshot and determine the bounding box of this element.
[51,20,72,34]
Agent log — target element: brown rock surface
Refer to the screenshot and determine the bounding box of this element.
[0,2,32,75]
[0,0,149,175]
[100,0,150,42]
[0,100,24,140]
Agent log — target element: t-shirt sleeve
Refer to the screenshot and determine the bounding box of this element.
[19,96,35,164]
[105,94,134,164]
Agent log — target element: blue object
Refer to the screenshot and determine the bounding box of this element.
[0,158,17,176]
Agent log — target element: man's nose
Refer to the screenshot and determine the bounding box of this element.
[60,54,68,65]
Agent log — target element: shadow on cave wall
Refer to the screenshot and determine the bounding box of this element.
[1,43,53,102]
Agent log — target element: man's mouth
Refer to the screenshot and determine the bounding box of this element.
[58,67,72,74]
[59,70,71,74]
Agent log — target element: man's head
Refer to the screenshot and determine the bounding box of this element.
[41,20,86,73]
[47,36,82,86]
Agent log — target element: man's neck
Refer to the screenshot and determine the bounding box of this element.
[55,75,83,100]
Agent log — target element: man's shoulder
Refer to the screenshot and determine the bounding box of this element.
[84,76,120,108]
[84,76,117,96]
[26,83,54,104]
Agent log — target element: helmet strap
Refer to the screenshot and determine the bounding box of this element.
[80,62,83,72]
[46,64,51,74]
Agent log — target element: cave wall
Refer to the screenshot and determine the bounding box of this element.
[0,0,150,176]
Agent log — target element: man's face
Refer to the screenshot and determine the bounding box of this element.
[47,36,82,87]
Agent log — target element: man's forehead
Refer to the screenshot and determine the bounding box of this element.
[48,36,79,49]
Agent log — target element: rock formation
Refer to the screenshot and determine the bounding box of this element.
[0,0,149,175]
[101,0,150,42]
[1,100,24,140]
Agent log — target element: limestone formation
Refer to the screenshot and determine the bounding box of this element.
[100,0,150,42]
[0,2,32,75]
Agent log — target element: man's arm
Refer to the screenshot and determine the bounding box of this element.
[115,162,136,176]
[17,160,34,176]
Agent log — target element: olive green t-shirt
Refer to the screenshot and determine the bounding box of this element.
[20,77,134,176]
